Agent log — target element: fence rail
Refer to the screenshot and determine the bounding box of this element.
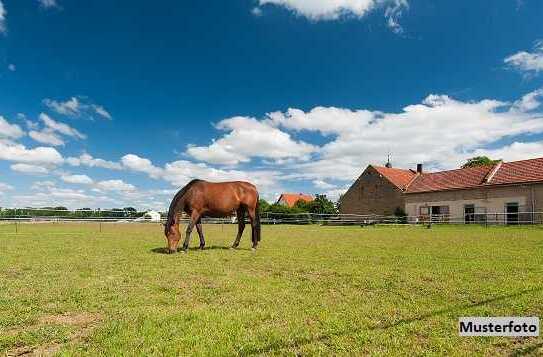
[2,209,543,226]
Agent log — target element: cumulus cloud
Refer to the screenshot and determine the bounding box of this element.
[43,96,112,120]
[31,180,56,190]
[95,179,136,192]
[0,182,14,191]
[28,113,85,146]
[39,113,86,139]
[0,116,24,140]
[186,116,317,165]
[511,88,543,112]
[29,130,64,146]
[0,141,63,164]
[66,153,122,170]
[505,40,543,76]
[121,154,163,178]
[10,163,49,174]
[61,174,94,185]
[255,0,408,29]
[266,91,543,181]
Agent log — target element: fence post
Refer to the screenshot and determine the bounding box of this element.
[15,221,18,233]
[99,222,102,233]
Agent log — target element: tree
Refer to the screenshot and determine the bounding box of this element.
[258,199,271,213]
[461,156,500,168]
[299,194,337,214]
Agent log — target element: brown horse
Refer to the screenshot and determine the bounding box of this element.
[164,179,261,253]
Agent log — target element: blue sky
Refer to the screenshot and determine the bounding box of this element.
[1,0,543,210]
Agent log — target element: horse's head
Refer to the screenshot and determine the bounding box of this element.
[164,215,181,253]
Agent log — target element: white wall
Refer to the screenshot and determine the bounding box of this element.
[406,195,527,222]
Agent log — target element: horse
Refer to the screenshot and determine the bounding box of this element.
[164,179,261,253]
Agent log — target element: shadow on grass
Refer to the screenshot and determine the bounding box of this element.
[510,341,543,356]
[150,245,251,254]
[239,287,542,355]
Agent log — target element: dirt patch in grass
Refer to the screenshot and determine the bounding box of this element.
[6,312,102,356]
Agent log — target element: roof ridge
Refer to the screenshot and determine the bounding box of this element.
[404,172,421,191]
[483,160,503,184]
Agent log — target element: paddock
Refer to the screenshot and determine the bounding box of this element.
[1,224,542,355]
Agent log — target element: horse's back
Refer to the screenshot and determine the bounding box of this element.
[192,180,258,213]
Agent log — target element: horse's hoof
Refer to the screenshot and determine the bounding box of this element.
[181,249,187,254]
[251,247,257,252]
[199,246,205,250]
[230,246,237,250]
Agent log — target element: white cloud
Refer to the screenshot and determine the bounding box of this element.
[39,113,86,139]
[255,0,408,23]
[8,63,15,71]
[0,116,24,139]
[0,1,6,34]
[10,163,49,174]
[324,185,350,201]
[267,91,543,181]
[43,96,112,120]
[313,179,335,189]
[29,130,64,146]
[38,0,58,9]
[0,141,63,164]
[96,179,136,192]
[121,154,163,178]
[61,174,94,185]
[511,88,543,112]
[0,182,14,191]
[66,153,122,170]
[31,180,56,190]
[505,40,543,75]
[466,141,543,163]
[186,116,317,165]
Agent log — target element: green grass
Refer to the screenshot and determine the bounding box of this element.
[1,223,542,355]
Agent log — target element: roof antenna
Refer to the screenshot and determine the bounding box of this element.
[385,151,392,168]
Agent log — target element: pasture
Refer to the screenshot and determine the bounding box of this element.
[1,223,542,355]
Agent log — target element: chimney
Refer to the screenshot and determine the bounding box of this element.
[416,164,423,174]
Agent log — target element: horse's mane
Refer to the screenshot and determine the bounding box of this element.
[164,179,202,235]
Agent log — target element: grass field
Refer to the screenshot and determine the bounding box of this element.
[1,223,542,356]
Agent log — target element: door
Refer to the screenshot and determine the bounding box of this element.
[464,204,475,224]
[506,202,519,225]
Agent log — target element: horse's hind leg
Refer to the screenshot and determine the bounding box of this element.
[231,208,245,248]
[247,207,258,250]
[196,219,205,250]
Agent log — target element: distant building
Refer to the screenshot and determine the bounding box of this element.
[340,157,543,223]
[142,210,162,222]
[276,193,314,208]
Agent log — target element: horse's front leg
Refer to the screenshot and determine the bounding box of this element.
[196,219,205,250]
[182,212,200,253]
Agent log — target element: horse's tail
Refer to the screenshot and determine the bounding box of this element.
[255,196,261,241]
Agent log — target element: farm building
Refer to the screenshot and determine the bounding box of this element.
[276,193,314,208]
[340,157,543,223]
[142,210,162,222]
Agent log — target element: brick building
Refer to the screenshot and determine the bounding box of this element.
[339,157,543,223]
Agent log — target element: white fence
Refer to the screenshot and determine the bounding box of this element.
[1,208,543,226]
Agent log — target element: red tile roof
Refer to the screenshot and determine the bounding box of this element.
[402,157,543,194]
[490,157,543,185]
[276,193,314,207]
[372,166,416,190]
[406,165,495,193]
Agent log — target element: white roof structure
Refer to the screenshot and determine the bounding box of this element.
[142,210,161,222]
